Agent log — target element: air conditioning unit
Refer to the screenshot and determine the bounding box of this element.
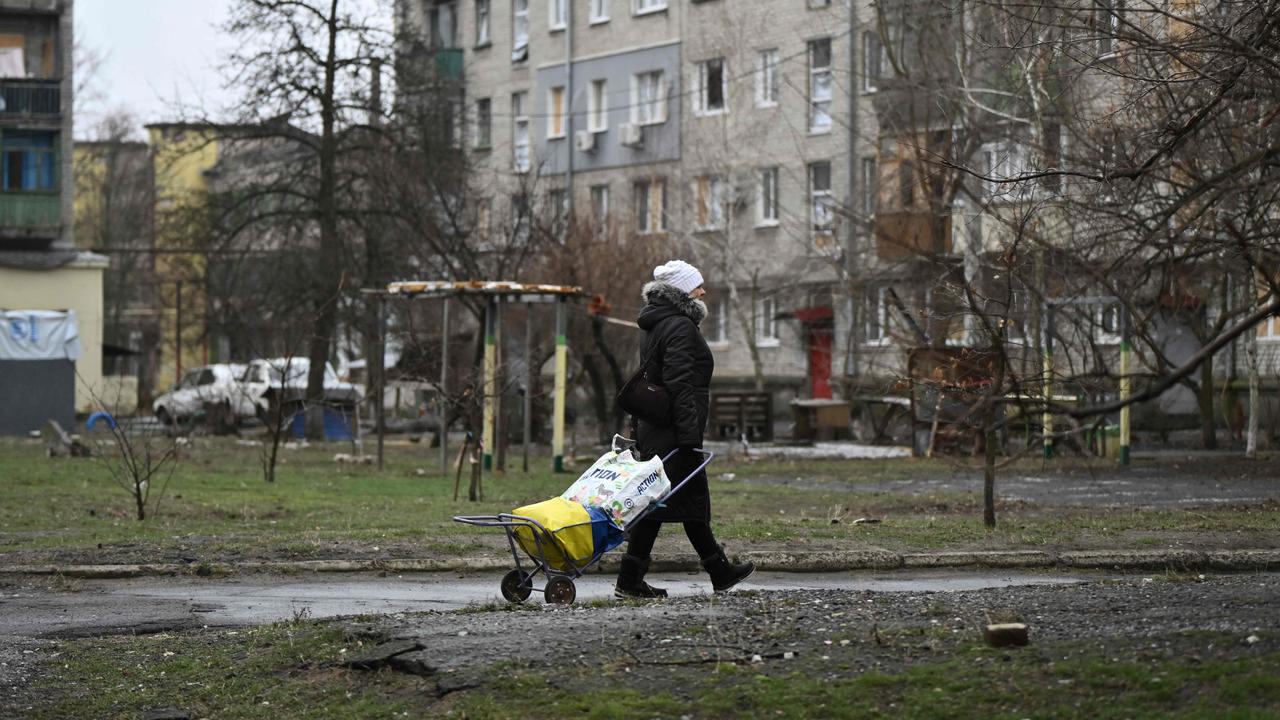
[618,123,643,148]
[575,129,596,153]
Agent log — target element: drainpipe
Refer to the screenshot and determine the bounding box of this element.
[563,0,574,223]
[845,0,861,379]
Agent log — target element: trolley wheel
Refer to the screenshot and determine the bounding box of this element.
[544,576,576,605]
[500,569,532,603]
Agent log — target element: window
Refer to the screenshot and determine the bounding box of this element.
[547,86,566,138]
[634,178,667,234]
[758,296,779,344]
[590,0,609,23]
[863,286,887,344]
[695,175,726,230]
[631,70,667,125]
[549,0,566,31]
[512,193,532,244]
[863,31,882,92]
[899,160,915,207]
[590,184,610,233]
[474,98,492,148]
[633,0,667,15]
[1097,302,1122,345]
[476,199,491,243]
[758,167,779,225]
[1040,122,1063,191]
[809,39,833,132]
[809,0,832,6]
[427,2,457,49]
[588,79,608,132]
[475,0,490,45]
[512,0,529,61]
[548,188,568,229]
[512,91,530,172]
[694,58,727,116]
[1096,0,1123,56]
[756,49,779,107]
[1,131,56,191]
[706,297,728,344]
[809,161,834,242]
[861,156,877,216]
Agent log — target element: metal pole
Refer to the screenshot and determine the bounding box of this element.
[1119,305,1131,466]
[552,297,568,472]
[439,297,450,474]
[495,299,506,473]
[1042,304,1054,459]
[523,302,533,473]
[482,296,497,471]
[376,293,386,470]
[174,279,183,385]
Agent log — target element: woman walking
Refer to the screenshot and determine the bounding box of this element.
[615,260,755,599]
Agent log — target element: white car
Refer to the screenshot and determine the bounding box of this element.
[152,364,247,424]
[233,357,365,421]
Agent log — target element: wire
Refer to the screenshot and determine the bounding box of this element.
[424,24,858,121]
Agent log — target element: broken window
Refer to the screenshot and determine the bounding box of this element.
[695,58,727,115]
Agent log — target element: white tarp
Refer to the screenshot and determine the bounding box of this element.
[0,310,81,361]
[0,47,24,78]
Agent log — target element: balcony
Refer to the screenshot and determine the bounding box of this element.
[433,48,464,82]
[0,79,61,119]
[0,192,61,242]
[874,210,952,259]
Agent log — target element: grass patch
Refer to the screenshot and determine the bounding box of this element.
[1,438,1277,565]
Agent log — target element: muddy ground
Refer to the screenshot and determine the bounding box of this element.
[4,571,1277,717]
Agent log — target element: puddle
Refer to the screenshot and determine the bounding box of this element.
[77,570,1091,627]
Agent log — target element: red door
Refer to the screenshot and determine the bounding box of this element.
[808,327,833,399]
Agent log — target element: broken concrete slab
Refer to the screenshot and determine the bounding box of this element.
[984,623,1029,648]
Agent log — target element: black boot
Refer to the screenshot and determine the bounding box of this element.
[615,554,669,599]
[701,546,755,593]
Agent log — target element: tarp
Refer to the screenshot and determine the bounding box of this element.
[0,310,81,361]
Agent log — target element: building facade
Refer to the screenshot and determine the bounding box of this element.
[0,0,111,423]
[398,0,876,430]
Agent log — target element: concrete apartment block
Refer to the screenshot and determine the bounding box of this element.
[398,1,884,418]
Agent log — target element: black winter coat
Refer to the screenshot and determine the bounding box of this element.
[633,281,714,523]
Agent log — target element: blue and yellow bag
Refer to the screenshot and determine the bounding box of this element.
[510,497,625,571]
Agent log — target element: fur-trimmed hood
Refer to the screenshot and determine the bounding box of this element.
[638,281,707,329]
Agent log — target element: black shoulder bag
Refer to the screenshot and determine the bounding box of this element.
[616,352,671,426]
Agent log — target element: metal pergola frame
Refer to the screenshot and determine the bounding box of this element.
[1043,296,1132,465]
[367,281,586,475]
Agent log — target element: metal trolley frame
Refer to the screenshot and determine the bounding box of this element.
[454,444,713,605]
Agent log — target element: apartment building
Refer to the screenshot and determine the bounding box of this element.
[0,0,110,432]
[398,0,877,428]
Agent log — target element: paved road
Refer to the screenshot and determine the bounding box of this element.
[0,570,1090,638]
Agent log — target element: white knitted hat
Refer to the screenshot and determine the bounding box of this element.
[653,260,704,295]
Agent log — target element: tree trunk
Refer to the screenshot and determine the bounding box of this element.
[1247,333,1260,459]
[1199,352,1217,450]
[590,315,626,436]
[305,0,343,440]
[580,353,609,445]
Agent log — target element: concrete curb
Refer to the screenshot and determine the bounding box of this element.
[2,548,1277,579]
